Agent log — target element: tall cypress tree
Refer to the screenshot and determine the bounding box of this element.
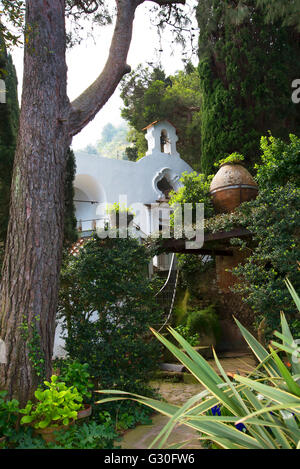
[64,148,78,247]
[197,0,300,175]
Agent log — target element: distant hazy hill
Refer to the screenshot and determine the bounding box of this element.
[80,123,131,159]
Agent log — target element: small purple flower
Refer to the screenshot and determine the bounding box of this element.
[235,422,246,432]
[211,405,221,416]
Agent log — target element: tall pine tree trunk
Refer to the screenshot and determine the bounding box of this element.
[0,0,70,403]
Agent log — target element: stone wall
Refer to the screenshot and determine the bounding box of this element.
[215,248,255,350]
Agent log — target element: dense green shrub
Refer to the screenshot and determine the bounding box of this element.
[255,134,300,189]
[173,324,199,346]
[53,359,94,403]
[58,235,162,395]
[0,391,19,445]
[168,171,214,226]
[187,306,221,343]
[14,421,119,449]
[231,183,300,335]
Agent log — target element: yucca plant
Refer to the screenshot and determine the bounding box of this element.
[96,279,300,449]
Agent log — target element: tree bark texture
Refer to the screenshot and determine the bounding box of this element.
[0,0,70,404]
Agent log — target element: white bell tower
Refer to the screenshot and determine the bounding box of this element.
[143,120,180,158]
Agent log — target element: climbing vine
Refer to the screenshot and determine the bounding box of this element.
[19,315,46,383]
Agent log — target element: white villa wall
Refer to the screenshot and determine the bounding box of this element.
[53,121,194,357]
[73,121,193,237]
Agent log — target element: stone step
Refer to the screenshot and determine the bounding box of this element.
[159,363,186,372]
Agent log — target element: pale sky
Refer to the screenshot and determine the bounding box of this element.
[11,2,198,151]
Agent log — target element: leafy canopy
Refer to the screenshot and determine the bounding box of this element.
[255,134,300,189]
[120,64,202,169]
[168,171,214,220]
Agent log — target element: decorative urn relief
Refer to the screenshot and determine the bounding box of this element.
[209,162,258,213]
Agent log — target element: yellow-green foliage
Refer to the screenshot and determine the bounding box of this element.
[173,288,190,326]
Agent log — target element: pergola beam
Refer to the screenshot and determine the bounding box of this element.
[159,228,252,255]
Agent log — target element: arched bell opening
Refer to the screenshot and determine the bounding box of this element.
[160,129,171,154]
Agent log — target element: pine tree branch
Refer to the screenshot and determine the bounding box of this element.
[69,0,186,137]
[69,0,134,136]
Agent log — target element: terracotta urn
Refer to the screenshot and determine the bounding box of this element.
[209,163,258,213]
[33,420,75,444]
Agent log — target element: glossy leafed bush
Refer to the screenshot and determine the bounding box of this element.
[20,375,82,429]
[53,359,94,403]
[58,235,162,395]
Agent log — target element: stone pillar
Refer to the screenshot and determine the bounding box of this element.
[215,248,254,351]
[215,248,249,293]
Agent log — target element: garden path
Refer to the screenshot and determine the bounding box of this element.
[121,352,256,449]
